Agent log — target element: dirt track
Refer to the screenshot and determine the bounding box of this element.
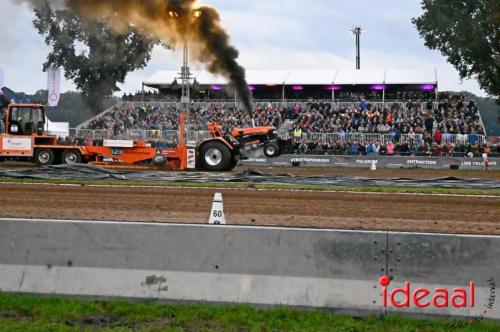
[0,182,499,235]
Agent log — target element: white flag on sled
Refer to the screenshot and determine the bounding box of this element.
[47,67,61,107]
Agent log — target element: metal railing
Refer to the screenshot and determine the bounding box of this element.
[293,132,424,145]
[440,133,485,145]
[293,150,500,158]
[73,128,484,148]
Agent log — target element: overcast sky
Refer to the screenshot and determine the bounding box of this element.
[0,0,487,96]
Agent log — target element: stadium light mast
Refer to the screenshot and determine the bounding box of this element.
[169,10,202,117]
[350,27,365,70]
[180,43,191,110]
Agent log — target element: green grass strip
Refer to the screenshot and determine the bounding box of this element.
[0,292,499,331]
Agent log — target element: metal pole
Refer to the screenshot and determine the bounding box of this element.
[181,43,191,111]
[356,32,360,70]
[351,27,364,70]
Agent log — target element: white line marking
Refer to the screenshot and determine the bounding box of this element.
[0,181,498,199]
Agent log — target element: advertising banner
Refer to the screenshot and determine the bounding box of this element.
[241,155,500,171]
[47,67,61,107]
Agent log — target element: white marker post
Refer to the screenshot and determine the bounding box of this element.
[370,160,377,171]
[208,193,225,225]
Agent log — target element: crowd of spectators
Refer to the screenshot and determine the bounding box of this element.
[289,138,497,157]
[80,93,497,157]
[122,89,437,103]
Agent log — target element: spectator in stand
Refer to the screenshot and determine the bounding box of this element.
[298,141,308,154]
[424,114,434,135]
[386,141,395,156]
[351,141,360,155]
[468,130,478,145]
[433,143,442,156]
[366,141,379,157]
[434,129,443,144]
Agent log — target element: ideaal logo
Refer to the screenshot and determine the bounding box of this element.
[379,275,496,318]
[379,276,475,308]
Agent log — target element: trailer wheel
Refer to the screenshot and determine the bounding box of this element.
[34,149,55,166]
[199,141,232,172]
[61,149,82,165]
[263,142,281,158]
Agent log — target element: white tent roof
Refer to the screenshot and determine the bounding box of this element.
[143,70,179,86]
[385,68,437,84]
[286,70,336,85]
[333,69,386,85]
[245,70,289,85]
[192,71,226,85]
[144,69,438,87]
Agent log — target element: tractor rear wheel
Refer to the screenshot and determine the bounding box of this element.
[199,140,232,172]
[61,149,82,165]
[227,155,239,171]
[34,149,55,167]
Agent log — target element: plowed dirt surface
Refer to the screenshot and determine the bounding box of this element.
[1,182,499,235]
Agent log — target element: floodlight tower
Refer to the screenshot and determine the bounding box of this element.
[351,26,365,70]
[180,43,192,112]
[169,10,202,113]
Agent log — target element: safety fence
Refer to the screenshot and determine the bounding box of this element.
[292,151,500,158]
[72,128,485,147]
[73,128,211,143]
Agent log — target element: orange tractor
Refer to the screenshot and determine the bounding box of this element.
[0,101,287,171]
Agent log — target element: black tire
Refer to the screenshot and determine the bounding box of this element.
[61,149,82,165]
[198,140,232,171]
[263,142,281,158]
[34,149,55,166]
[227,155,239,171]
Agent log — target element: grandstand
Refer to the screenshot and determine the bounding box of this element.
[137,68,438,102]
[75,69,495,158]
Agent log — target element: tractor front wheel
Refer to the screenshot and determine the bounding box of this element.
[263,142,281,158]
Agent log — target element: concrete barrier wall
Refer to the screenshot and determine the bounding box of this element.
[241,155,500,170]
[0,218,498,320]
[386,232,500,319]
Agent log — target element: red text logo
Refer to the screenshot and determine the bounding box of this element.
[379,275,475,308]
